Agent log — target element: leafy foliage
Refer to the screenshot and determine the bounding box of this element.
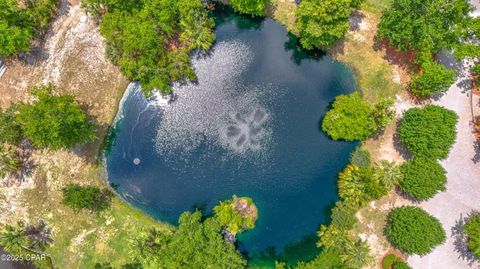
[386,206,446,255]
[330,201,357,230]
[399,105,458,159]
[231,0,268,17]
[394,260,412,269]
[338,164,389,207]
[374,160,403,189]
[0,105,23,145]
[377,0,472,56]
[464,215,480,259]
[295,249,346,269]
[0,219,53,253]
[350,146,372,167]
[62,184,113,212]
[16,84,96,150]
[410,59,456,97]
[372,98,396,129]
[213,196,257,234]
[0,0,58,57]
[95,0,215,95]
[130,211,247,268]
[400,158,446,200]
[322,93,377,141]
[0,146,21,178]
[296,0,356,49]
[381,254,401,269]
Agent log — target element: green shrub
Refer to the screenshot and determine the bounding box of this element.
[399,105,458,159]
[17,84,96,150]
[350,146,372,167]
[464,215,480,259]
[213,196,257,234]
[295,249,345,269]
[62,184,112,212]
[231,0,268,17]
[331,201,357,230]
[410,60,456,97]
[0,105,23,145]
[386,206,446,255]
[381,254,400,269]
[393,260,412,269]
[399,158,446,200]
[338,164,388,207]
[0,146,21,178]
[374,160,403,189]
[372,98,396,129]
[322,93,377,141]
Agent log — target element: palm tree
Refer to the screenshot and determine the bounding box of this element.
[375,160,403,189]
[25,219,53,251]
[0,221,27,253]
[0,146,21,178]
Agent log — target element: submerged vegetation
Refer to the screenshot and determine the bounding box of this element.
[84,0,215,95]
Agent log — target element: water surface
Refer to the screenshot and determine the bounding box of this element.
[107,10,357,264]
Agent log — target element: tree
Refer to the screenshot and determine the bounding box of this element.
[62,184,112,212]
[400,158,446,200]
[0,105,23,145]
[349,146,372,167]
[0,146,21,178]
[338,164,389,207]
[296,0,353,49]
[0,219,53,253]
[231,0,268,17]
[130,211,247,268]
[17,84,96,150]
[374,160,403,189]
[386,206,446,255]
[98,0,215,95]
[464,215,480,259]
[0,0,58,57]
[296,250,346,269]
[410,59,456,97]
[377,0,472,56]
[0,221,27,253]
[399,105,458,159]
[322,92,377,141]
[330,201,357,230]
[372,98,395,128]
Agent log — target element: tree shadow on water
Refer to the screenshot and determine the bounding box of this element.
[284,33,326,65]
[452,211,480,267]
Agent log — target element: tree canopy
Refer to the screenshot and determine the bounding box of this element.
[0,105,23,145]
[0,0,58,57]
[296,0,356,49]
[231,0,268,17]
[17,84,96,150]
[410,59,456,97]
[386,206,446,255]
[399,158,447,200]
[62,184,113,212]
[465,215,480,259]
[399,105,458,159]
[213,196,258,234]
[90,0,215,95]
[130,211,247,269]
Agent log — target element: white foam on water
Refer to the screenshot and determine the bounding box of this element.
[154,41,274,159]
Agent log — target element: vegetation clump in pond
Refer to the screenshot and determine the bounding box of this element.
[84,0,216,95]
[214,195,258,235]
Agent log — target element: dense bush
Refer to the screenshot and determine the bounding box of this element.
[377,0,472,56]
[386,206,446,255]
[381,254,401,269]
[0,105,23,145]
[231,0,268,17]
[338,164,389,207]
[17,85,96,150]
[350,146,372,167]
[394,260,412,269]
[322,93,377,141]
[130,211,247,268]
[464,215,480,259]
[410,60,456,97]
[400,158,447,200]
[294,249,345,269]
[62,184,112,212]
[94,0,215,95]
[399,105,458,159]
[0,0,58,57]
[296,0,357,49]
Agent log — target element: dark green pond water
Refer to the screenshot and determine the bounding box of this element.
[107,8,357,266]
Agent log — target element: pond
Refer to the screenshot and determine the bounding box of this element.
[106,7,357,265]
